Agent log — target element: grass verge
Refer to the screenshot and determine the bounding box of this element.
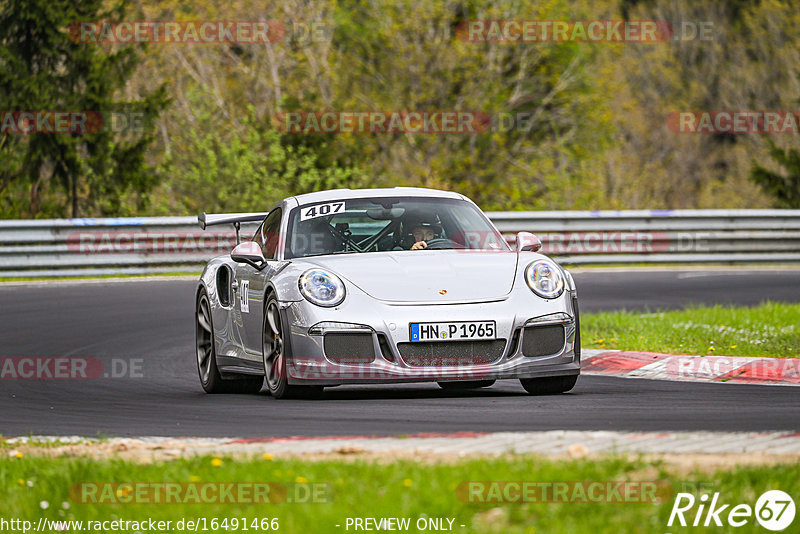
[582,302,799,357]
[1,454,797,533]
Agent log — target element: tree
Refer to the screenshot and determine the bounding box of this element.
[328,0,613,210]
[750,140,800,208]
[152,97,365,215]
[0,0,168,218]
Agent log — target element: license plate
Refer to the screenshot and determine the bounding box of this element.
[409,321,496,342]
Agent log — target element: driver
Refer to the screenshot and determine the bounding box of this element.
[410,222,438,250]
[404,212,445,250]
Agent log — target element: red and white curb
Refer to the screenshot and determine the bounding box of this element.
[5,431,800,456]
[582,349,800,386]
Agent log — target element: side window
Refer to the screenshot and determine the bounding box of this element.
[252,220,266,246]
[260,208,283,260]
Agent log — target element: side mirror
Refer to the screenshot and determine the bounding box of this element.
[231,241,266,268]
[515,231,542,253]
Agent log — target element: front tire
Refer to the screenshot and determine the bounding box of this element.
[262,295,323,399]
[196,288,263,394]
[519,375,578,395]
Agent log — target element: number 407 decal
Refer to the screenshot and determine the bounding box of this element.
[300,201,345,221]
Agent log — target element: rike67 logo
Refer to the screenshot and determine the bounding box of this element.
[668,490,795,531]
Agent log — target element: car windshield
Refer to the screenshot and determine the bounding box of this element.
[285,197,510,259]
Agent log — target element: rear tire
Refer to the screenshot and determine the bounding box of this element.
[262,295,323,399]
[196,288,263,394]
[519,375,578,395]
[438,380,496,390]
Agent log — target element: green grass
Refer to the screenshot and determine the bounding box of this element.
[1,454,797,533]
[582,302,799,357]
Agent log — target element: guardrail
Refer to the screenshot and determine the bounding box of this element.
[0,210,799,277]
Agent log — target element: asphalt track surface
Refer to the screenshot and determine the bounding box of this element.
[1,268,798,438]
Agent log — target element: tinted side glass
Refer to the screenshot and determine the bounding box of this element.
[261,208,283,260]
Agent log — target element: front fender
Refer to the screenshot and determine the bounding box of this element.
[268,261,317,303]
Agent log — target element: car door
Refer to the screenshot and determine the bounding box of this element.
[233,207,283,362]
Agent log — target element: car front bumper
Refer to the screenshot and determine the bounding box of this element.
[282,289,580,385]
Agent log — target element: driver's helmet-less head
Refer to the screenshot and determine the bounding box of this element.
[402,211,442,246]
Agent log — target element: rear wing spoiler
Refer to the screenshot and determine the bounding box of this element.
[198,212,268,244]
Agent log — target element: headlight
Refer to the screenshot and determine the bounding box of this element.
[525,260,564,299]
[299,269,346,307]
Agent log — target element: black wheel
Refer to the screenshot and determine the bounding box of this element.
[262,295,323,399]
[519,375,578,395]
[196,289,263,394]
[437,380,496,390]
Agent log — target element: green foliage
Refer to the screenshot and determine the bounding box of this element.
[328,0,615,210]
[152,97,365,214]
[3,0,800,216]
[750,140,800,208]
[0,0,168,218]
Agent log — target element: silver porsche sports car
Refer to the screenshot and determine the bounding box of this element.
[195,187,580,398]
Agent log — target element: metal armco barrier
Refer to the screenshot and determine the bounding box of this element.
[0,209,799,277]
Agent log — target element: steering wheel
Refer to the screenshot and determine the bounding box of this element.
[423,238,459,250]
